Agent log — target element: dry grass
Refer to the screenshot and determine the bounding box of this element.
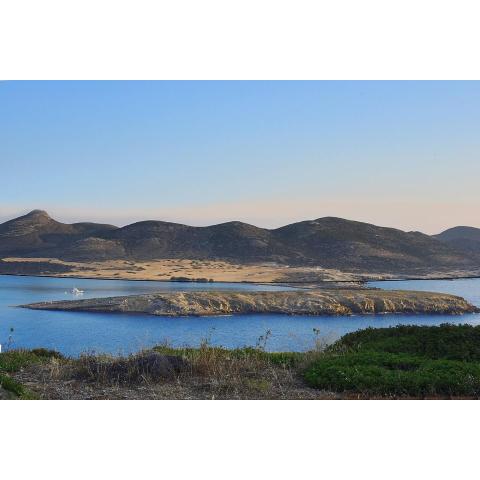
[8,342,337,399]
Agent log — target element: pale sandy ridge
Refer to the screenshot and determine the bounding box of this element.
[0,257,366,282]
[4,257,480,283]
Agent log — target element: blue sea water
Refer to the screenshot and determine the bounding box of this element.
[0,275,479,356]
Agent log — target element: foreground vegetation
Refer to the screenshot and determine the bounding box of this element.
[0,348,62,399]
[305,324,480,397]
[2,324,480,399]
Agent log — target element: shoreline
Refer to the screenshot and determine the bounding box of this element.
[1,270,480,285]
[0,271,304,290]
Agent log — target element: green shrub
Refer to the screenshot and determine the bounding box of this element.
[305,324,480,397]
[0,348,63,372]
[332,324,480,361]
[0,350,43,372]
[0,373,37,399]
[0,349,60,399]
[305,351,480,397]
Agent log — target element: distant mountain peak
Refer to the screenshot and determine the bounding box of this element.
[25,209,51,218]
[436,226,480,237]
[434,226,480,259]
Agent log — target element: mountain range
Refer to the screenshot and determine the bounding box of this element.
[0,209,479,274]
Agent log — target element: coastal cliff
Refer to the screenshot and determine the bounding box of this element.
[21,289,479,317]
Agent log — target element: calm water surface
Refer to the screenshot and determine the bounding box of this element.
[1,275,479,356]
[368,278,480,306]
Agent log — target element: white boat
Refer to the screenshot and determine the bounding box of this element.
[71,287,84,295]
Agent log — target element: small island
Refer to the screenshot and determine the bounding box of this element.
[21,288,479,317]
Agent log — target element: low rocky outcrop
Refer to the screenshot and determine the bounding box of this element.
[21,289,479,317]
[74,352,188,384]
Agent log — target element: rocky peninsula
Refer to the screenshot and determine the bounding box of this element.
[21,289,479,317]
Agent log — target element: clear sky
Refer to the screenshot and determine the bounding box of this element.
[1,81,478,233]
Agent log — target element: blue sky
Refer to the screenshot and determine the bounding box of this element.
[1,81,479,233]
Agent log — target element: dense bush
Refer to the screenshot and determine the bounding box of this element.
[305,351,480,396]
[170,276,213,283]
[332,324,480,361]
[305,324,480,397]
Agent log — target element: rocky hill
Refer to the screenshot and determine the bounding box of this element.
[0,210,478,274]
[0,210,117,258]
[434,226,480,259]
